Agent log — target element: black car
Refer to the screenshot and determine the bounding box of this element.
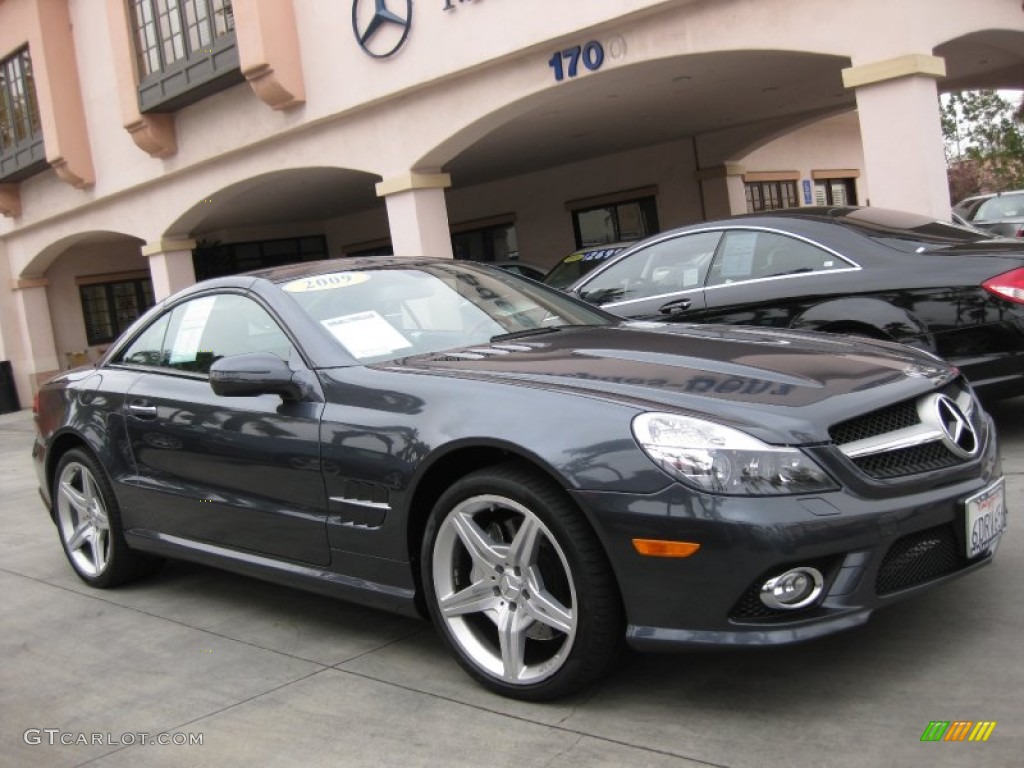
[490,259,548,281]
[954,190,1024,239]
[556,207,1024,400]
[33,258,1006,700]
[543,242,631,288]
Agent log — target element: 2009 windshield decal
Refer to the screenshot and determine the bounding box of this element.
[549,42,604,82]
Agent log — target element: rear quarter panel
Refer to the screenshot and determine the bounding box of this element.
[35,368,143,509]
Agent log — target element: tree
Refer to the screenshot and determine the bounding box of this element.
[941,90,1024,202]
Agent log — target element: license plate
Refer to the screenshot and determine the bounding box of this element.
[965,479,1007,559]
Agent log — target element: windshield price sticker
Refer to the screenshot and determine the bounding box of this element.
[321,310,413,359]
[965,478,1006,559]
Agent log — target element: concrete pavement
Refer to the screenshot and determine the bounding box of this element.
[1,399,1022,767]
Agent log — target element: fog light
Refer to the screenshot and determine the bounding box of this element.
[759,567,824,610]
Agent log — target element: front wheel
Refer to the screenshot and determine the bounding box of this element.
[421,463,623,700]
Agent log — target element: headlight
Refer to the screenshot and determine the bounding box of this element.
[632,412,837,496]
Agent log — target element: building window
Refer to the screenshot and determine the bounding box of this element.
[452,221,518,263]
[80,278,156,346]
[745,181,799,212]
[193,235,328,281]
[0,47,46,182]
[814,178,858,206]
[572,196,659,248]
[130,1,241,112]
[346,243,394,257]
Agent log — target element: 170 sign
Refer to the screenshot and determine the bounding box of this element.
[548,41,605,82]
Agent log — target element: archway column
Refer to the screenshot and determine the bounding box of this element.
[142,239,197,301]
[696,163,747,219]
[842,54,950,218]
[10,277,59,398]
[376,173,454,258]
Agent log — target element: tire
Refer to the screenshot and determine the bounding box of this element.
[421,462,623,700]
[52,448,162,588]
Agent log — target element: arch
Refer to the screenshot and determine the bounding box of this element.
[936,29,1024,91]
[416,51,855,186]
[20,230,145,279]
[162,166,384,239]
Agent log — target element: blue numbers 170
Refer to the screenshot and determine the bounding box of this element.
[548,41,605,82]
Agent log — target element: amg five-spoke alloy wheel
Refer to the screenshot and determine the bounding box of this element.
[422,463,623,700]
[53,448,160,587]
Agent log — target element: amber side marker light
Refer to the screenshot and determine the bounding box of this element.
[632,539,701,558]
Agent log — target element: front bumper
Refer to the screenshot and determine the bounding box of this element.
[572,445,1004,651]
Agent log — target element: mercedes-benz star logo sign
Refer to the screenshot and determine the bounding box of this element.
[929,394,979,459]
[352,0,412,59]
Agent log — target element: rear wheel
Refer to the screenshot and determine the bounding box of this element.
[53,448,162,587]
[421,463,623,700]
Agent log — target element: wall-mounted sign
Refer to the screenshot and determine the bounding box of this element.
[352,0,413,58]
[802,179,812,205]
[549,41,605,82]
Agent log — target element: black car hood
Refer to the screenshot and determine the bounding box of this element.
[398,323,955,444]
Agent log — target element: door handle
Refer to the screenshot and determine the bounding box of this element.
[127,401,158,420]
[659,297,692,315]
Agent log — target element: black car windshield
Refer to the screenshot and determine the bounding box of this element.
[835,207,996,252]
[282,263,612,363]
[544,246,626,288]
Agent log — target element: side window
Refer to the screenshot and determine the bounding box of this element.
[118,312,172,367]
[707,231,848,287]
[117,294,293,374]
[578,232,721,305]
[164,294,294,374]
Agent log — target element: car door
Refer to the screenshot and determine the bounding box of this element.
[116,290,330,565]
[700,229,859,328]
[574,231,720,318]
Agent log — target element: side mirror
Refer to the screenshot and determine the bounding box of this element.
[209,353,302,400]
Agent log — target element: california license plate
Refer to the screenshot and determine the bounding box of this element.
[965,479,1006,559]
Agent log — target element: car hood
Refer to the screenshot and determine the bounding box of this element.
[397,323,955,444]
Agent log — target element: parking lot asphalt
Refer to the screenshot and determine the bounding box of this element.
[1,399,1022,768]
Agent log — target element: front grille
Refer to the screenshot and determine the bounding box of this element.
[829,377,982,480]
[852,441,961,479]
[830,399,919,446]
[875,524,966,595]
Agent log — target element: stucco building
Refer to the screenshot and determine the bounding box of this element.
[1,0,1022,408]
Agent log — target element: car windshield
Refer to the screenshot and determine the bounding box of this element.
[835,207,997,252]
[282,263,612,363]
[544,246,626,288]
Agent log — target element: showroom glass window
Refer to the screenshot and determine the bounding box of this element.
[577,232,721,306]
[572,197,659,248]
[80,278,156,346]
[745,181,799,212]
[118,293,293,374]
[193,236,328,281]
[452,222,519,263]
[0,47,44,180]
[130,0,235,78]
[814,178,858,206]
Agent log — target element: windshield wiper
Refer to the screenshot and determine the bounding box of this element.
[490,327,563,342]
